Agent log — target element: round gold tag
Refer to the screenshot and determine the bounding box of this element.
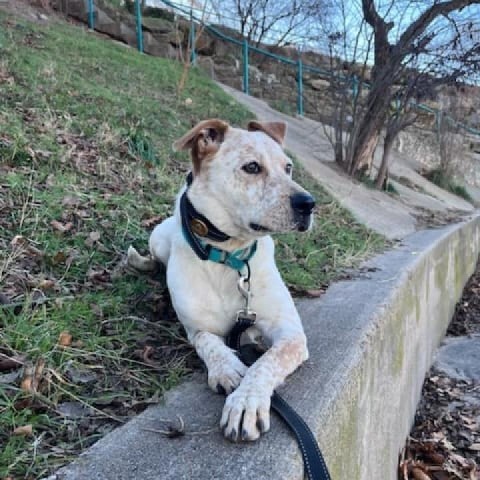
[191,218,208,237]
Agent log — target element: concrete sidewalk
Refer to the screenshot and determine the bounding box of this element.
[219,84,474,240]
[46,215,480,480]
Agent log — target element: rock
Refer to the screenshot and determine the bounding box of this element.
[470,141,480,154]
[434,335,480,381]
[195,32,216,56]
[142,16,175,35]
[309,78,330,90]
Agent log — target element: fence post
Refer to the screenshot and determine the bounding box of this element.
[242,39,249,95]
[297,58,303,116]
[190,10,196,65]
[135,0,144,53]
[87,0,94,30]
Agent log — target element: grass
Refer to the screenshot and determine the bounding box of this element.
[423,168,473,202]
[356,171,399,196]
[0,10,383,478]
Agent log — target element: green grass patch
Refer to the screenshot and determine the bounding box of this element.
[423,168,472,202]
[0,10,384,478]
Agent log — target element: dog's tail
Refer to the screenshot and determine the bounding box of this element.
[127,246,158,272]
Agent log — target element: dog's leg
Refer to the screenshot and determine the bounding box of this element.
[220,331,308,441]
[190,331,248,395]
[149,217,175,265]
[127,246,157,272]
[127,217,176,271]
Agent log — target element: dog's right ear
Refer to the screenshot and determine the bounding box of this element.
[173,119,229,175]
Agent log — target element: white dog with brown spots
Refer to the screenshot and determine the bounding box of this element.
[128,119,315,442]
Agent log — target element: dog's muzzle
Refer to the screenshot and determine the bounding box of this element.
[290,192,315,232]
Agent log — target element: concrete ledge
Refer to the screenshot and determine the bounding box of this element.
[48,215,480,480]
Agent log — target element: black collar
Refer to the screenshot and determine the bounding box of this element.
[180,173,257,271]
[181,172,231,244]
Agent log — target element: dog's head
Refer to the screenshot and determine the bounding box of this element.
[174,119,315,240]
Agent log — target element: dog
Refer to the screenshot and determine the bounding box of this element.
[128,119,315,442]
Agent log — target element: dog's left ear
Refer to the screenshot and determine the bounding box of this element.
[173,119,229,175]
[247,121,287,146]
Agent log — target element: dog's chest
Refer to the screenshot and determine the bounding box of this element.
[178,268,264,337]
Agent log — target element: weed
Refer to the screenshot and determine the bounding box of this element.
[424,168,472,202]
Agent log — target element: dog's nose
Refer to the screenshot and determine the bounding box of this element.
[290,192,315,215]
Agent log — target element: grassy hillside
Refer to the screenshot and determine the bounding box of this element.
[0,10,383,478]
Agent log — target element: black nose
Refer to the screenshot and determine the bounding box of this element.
[290,192,315,215]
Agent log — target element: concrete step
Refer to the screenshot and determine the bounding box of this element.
[46,215,480,480]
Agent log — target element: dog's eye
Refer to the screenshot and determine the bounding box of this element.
[285,164,293,175]
[242,161,262,174]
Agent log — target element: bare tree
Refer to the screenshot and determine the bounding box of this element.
[210,0,319,46]
[350,0,480,177]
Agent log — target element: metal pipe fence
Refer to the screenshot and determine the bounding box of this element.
[84,0,480,138]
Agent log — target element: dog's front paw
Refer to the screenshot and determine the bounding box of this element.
[220,387,271,442]
[208,356,248,395]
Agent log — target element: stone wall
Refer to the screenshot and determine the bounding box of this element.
[396,128,480,187]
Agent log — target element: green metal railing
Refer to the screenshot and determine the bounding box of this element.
[85,0,480,138]
[87,0,94,29]
[134,0,144,53]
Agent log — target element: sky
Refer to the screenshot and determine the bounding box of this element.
[146,0,480,82]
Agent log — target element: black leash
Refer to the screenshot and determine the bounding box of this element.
[226,317,332,480]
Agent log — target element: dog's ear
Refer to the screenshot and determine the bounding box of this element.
[173,119,229,174]
[247,121,287,146]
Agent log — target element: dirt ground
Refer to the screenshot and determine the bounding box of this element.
[399,262,480,479]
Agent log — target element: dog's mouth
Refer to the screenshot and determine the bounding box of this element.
[294,213,312,232]
[249,215,312,234]
[249,222,270,233]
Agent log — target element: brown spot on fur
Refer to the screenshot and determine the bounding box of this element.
[173,119,229,175]
[247,121,287,146]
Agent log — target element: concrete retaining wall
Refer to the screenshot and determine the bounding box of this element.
[48,215,480,480]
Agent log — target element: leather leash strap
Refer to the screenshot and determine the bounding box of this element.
[225,321,332,480]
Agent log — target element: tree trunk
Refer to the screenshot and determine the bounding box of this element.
[349,80,391,175]
[334,113,344,165]
[375,131,395,189]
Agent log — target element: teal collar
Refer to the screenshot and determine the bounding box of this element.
[179,180,257,272]
[182,228,257,272]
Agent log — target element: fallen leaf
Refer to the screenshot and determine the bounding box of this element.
[57,401,92,418]
[142,345,156,365]
[21,358,45,392]
[10,235,28,248]
[37,279,55,291]
[62,195,81,207]
[449,452,472,468]
[51,251,67,264]
[412,467,432,480]
[21,366,34,391]
[33,357,45,391]
[0,354,24,372]
[141,215,164,228]
[87,268,111,283]
[0,292,12,305]
[89,231,100,242]
[51,220,73,233]
[58,331,72,347]
[305,288,325,298]
[12,425,32,436]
